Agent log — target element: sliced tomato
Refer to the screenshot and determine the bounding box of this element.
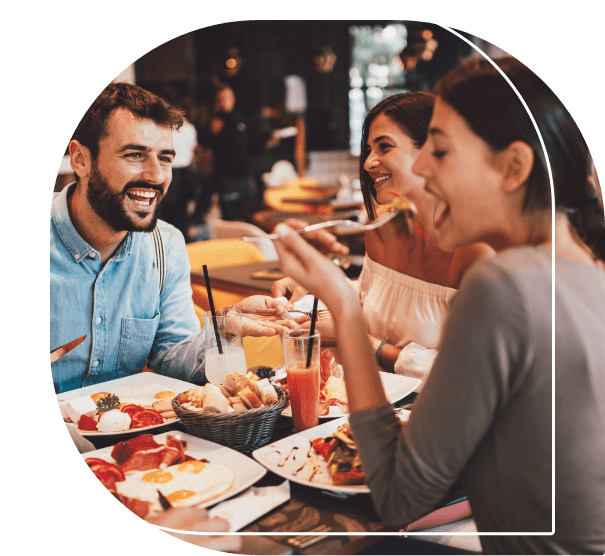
[78,414,98,431]
[121,404,144,416]
[130,409,164,428]
[84,457,109,467]
[311,438,332,460]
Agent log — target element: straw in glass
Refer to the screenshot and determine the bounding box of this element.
[202,264,223,355]
[306,297,319,367]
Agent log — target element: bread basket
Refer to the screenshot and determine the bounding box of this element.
[172,387,289,452]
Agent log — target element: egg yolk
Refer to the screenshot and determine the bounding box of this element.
[166,490,196,503]
[142,470,174,484]
[177,461,206,474]
[154,391,176,400]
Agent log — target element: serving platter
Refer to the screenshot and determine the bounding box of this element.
[57,373,196,436]
[253,416,368,493]
[85,430,267,510]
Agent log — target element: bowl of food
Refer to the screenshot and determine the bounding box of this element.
[172,371,289,452]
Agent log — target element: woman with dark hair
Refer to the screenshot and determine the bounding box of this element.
[274,92,492,386]
[273,56,605,554]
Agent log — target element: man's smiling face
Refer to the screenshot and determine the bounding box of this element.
[85,107,175,233]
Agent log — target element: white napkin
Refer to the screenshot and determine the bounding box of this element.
[393,342,438,392]
[208,480,290,532]
[66,422,97,453]
[275,295,327,313]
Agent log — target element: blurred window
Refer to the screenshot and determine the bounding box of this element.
[349,24,409,154]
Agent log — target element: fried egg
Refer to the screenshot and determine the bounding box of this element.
[154,391,176,400]
[115,461,236,511]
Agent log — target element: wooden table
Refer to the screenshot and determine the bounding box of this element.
[81,388,477,555]
[191,261,281,297]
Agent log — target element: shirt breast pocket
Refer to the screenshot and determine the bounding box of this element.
[116,315,160,376]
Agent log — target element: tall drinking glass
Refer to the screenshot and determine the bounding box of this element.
[282,329,321,432]
[203,311,249,384]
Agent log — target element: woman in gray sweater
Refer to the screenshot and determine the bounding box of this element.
[273,56,605,554]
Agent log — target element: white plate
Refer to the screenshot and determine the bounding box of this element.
[56,373,196,437]
[253,416,369,494]
[275,368,420,419]
[84,431,267,510]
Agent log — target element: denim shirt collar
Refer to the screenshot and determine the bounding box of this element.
[51,182,134,263]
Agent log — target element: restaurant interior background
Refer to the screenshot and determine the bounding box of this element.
[55,20,506,235]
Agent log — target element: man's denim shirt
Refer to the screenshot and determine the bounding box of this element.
[51,183,207,393]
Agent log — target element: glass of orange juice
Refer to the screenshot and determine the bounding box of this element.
[282,329,321,432]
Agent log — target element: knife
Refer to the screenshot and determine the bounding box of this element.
[157,489,173,510]
[50,334,87,363]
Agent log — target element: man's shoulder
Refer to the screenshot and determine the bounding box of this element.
[144,220,188,253]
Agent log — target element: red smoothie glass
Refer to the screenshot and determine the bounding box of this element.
[283,329,321,432]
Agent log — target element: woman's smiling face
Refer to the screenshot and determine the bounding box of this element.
[363,113,425,205]
[412,97,512,251]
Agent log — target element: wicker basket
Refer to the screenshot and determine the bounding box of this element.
[172,387,289,452]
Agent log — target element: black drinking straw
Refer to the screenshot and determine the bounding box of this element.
[203,264,223,355]
[306,297,319,368]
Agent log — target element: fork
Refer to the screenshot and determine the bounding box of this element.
[236,306,332,321]
[243,208,405,242]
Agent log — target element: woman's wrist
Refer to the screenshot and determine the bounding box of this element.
[331,292,364,326]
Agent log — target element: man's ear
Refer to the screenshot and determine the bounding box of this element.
[69,140,92,181]
[501,140,534,194]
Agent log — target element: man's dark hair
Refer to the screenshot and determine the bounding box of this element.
[71,82,185,159]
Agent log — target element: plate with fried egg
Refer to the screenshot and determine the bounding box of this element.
[84,431,267,514]
[56,373,197,436]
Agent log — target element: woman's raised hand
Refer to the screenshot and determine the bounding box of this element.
[273,224,357,314]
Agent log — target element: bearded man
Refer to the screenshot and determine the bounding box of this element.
[50,83,295,393]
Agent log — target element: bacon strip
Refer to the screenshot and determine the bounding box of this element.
[111,434,162,466]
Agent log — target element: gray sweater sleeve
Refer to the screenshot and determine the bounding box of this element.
[349,257,532,527]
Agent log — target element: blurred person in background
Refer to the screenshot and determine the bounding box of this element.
[198,84,256,221]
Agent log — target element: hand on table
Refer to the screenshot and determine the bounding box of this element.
[280,218,350,256]
[147,507,243,552]
[272,224,358,315]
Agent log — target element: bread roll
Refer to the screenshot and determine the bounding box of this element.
[202,391,230,414]
[238,387,262,409]
[223,372,254,396]
[253,378,270,398]
[259,384,278,405]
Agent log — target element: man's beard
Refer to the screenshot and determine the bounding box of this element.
[86,163,164,233]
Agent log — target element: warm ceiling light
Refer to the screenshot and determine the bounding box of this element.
[226,58,237,69]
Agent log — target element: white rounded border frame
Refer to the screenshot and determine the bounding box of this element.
[0,0,555,536]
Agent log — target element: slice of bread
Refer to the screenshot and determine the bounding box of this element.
[238,387,262,409]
